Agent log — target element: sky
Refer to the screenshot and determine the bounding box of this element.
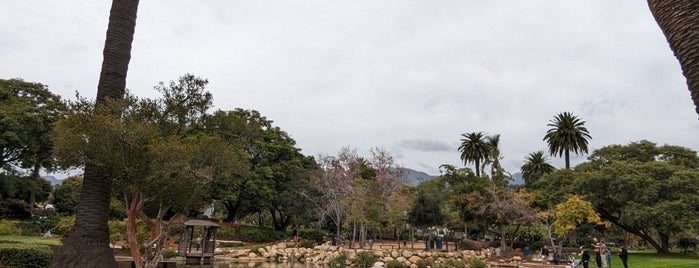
[2,1,699,177]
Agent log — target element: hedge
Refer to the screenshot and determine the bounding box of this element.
[0,244,53,268]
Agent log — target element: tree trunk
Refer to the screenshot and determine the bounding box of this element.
[50,1,139,267]
[648,0,699,117]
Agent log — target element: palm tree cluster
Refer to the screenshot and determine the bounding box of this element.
[458,132,503,180]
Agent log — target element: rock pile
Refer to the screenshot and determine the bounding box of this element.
[217,242,494,267]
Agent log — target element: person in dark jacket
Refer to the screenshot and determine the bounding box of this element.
[619,245,629,268]
[580,246,591,268]
[595,245,603,268]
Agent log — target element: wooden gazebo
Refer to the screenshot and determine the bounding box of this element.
[178,219,220,264]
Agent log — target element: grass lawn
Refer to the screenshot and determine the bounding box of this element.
[624,251,699,268]
[0,235,62,247]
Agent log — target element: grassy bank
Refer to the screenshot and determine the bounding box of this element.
[623,251,698,268]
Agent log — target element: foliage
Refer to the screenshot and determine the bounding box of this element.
[675,237,698,254]
[574,141,699,253]
[217,241,244,248]
[408,178,446,228]
[385,259,406,268]
[463,256,486,268]
[50,176,82,215]
[458,132,490,177]
[327,253,348,267]
[236,225,287,242]
[520,151,556,188]
[0,174,52,220]
[0,236,60,268]
[51,216,74,237]
[161,248,177,258]
[0,244,53,268]
[437,259,465,268]
[0,220,21,236]
[297,239,316,248]
[551,195,606,237]
[355,251,377,268]
[415,259,430,268]
[0,78,65,173]
[543,111,591,169]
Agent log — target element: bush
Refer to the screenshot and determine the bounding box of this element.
[218,241,244,248]
[0,220,21,236]
[0,244,53,268]
[297,239,316,249]
[52,216,74,236]
[438,259,465,268]
[355,251,377,268]
[161,248,178,258]
[327,253,347,267]
[463,256,486,268]
[238,225,286,243]
[385,260,405,268]
[415,259,430,268]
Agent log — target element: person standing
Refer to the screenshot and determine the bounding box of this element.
[606,248,612,267]
[619,245,628,268]
[541,245,550,263]
[595,244,603,268]
[600,242,608,268]
[581,247,591,268]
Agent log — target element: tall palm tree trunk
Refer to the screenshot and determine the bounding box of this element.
[51,1,139,267]
[648,1,699,117]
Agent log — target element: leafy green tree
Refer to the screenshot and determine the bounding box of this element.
[53,76,222,268]
[0,173,52,219]
[51,0,140,266]
[520,151,556,188]
[408,178,446,229]
[458,132,490,177]
[0,78,64,174]
[572,141,699,253]
[439,164,489,237]
[51,177,83,215]
[543,112,591,169]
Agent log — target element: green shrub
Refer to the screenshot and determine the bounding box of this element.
[463,256,486,268]
[327,253,347,267]
[217,226,237,240]
[238,225,286,242]
[385,259,405,268]
[438,259,465,268]
[249,245,265,255]
[161,248,178,258]
[0,220,21,235]
[52,216,74,236]
[355,251,376,268]
[218,241,244,248]
[415,259,431,268]
[0,244,53,268]
[297,239,316,249]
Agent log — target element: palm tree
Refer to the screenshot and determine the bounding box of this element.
[458,132,490,177]
[520,151,555,188]
[542,112,592,169]
[648,1,699,117]
[51,0,139,267]
[485,134,506,184]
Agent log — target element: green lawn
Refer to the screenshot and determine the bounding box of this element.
[0,235,62,247]
[622,251,699,268]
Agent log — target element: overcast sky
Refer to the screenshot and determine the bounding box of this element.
[3,1,699,177]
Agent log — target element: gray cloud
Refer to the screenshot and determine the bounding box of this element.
[2,0,698,175]
[396,139,454,152]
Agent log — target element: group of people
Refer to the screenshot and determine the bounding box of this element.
[579,241,628,268]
